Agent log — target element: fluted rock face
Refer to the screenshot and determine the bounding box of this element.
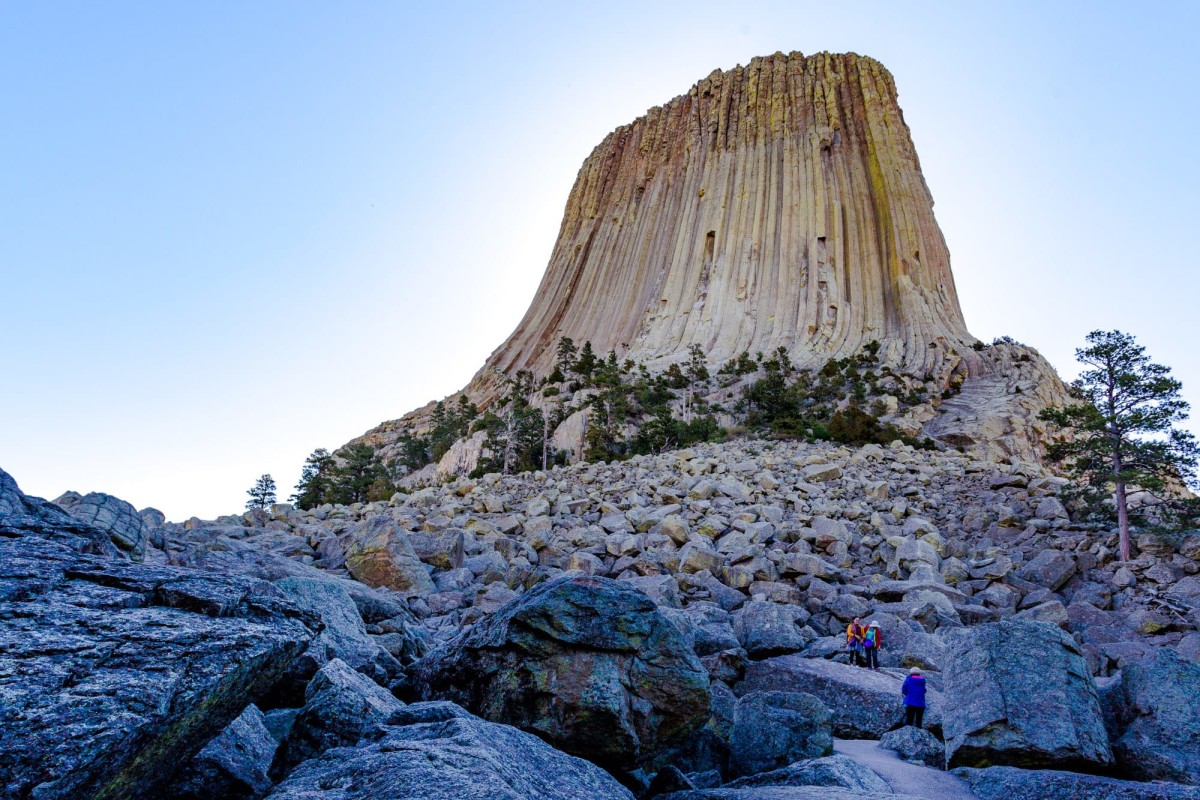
[354,51,1070,466]
[477,51,970,391]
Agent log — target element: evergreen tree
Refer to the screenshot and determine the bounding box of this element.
[573,341,598,380]
[397,430,431,471]
[473,371,546,475]
[1040,330,1198,561]
[583,392,624,462]
[454,395,477,433]
[245,474,277,511]
[330,443,389,505]
[687,343,711,383]
[429,400,454,461]
[663,363,689,389]
[556,337,578,372]
[595,349,622,387]
[290,448,335,509]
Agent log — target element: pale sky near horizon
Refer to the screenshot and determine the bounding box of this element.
[3,2,1197,520]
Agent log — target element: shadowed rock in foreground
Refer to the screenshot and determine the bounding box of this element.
[1102,648,1200,784]
[942,620,1112,771]
[265,702,634,800]
[956,765,1200,800]
[0,469,319,800]
[410,574,711,769]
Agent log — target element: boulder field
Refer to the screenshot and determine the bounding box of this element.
[3,433,1200,798]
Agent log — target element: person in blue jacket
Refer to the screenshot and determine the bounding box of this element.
[901,666,927,727]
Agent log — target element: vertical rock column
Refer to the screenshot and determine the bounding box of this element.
[473,50,972,397]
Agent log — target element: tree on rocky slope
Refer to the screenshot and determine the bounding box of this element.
[1040,330,1198,561]
[290,448,335,509]
[474,370,550,476]
[330,443,392,504]
[245,474,276,510]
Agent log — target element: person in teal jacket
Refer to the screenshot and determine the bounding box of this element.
[901,666,927,727]
[862,621,882,669]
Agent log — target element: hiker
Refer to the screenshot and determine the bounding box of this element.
[901,666,927,727]
[845,617,866,666]
[862,621,882,670]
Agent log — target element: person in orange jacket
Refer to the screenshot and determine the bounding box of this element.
[845,617,866,667]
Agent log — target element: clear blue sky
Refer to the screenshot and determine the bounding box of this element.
[2,2,1197,519]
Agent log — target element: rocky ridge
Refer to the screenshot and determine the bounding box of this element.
[146,439,1197,677]
[6,432,1200,798]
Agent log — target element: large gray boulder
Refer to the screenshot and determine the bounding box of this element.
[0,533,317,800]
[264,702,635,800]
[1018,549,1075,590]
[54,490,149,561]
[168,705,277,800]
[661,601,741,656]
[956,765,1200,800]
[161,528,428,663]
[730,691,832,776]
[941,619,1112,771]
[1102,649,1200,784]
[410,574,710,770]
[343,516,436,596]
[642,683,736,778]
[724,754,887,791]
[732,599,808,657]
[271,658,404,778]
[878,725,945,768]
[406,528,465,570]
[661,787,928,799]
[736,655,942,738]
[274,577,402,691]
[0,467,120,556]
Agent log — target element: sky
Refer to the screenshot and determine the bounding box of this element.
[2,2,1197,520]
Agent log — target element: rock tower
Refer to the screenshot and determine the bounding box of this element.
[355,51,1068,466]
[482,51,971,383]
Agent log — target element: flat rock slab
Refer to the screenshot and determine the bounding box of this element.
[835,738,977,800]
[0,536,317,800]
[736,655,942,738]
[660,786,932,799]
[265,704,634,800]
[956,765,1200,800]
[724,753,889,792]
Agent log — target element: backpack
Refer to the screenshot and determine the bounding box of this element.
[864,628,877,648]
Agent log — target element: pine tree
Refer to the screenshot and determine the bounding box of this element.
[290,448,335,510]
[454,395,477,435]
[245,474,277,511]
[687,343,710,383]
[429,401,454,461]
[1040,330,1198,561]
[573,341,598,380]
[330,443,389,505]
[556,337,578,372]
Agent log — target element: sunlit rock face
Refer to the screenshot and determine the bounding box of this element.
[354,51,1069,466]
[477,51,973,386]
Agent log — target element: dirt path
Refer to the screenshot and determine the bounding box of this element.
[834,738,978,800]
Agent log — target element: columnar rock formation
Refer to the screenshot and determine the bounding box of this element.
[353,51,1070,466]
[478,51,971,385]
